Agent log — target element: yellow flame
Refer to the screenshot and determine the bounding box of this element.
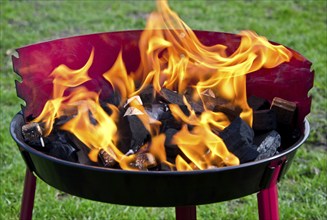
[32,49,94,135]
[134,0,292,126]
[103,51,135,101]
[32,0,293,171]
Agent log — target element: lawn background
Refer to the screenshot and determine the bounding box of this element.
[1,0,326,219]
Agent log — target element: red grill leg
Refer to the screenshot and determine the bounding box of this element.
[175,206,196,220]
[257,184,279,220]
[257,159,285,220]
[20,168,36,220]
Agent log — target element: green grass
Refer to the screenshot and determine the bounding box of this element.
[1,0,326,219]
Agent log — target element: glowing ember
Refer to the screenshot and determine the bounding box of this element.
[30,0,293,171]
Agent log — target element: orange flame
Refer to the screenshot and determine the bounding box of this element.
[31,0,293,171]
[103,51,135,101]
[135,0,292,127]
[32,49,94,135]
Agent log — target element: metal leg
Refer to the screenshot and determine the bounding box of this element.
[20,168,36,220]
[257,160,285,220]
[175,206,196,220]
[257,184,279,220]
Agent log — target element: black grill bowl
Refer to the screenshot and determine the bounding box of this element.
[10,30,313,207]
[10,112,310,207]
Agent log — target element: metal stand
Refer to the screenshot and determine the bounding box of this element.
[20,168,36,220]
[257,160,285,220]
[175,206,196,220]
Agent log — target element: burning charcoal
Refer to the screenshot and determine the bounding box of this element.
[252,109,277,133]
[98,149,117,168]
[199,89,228,111]
[270,97,297,127]
[47,140,78,162]
[134,152,157,170]
[255,130,281,161]
[185,97,205,113]
[66,133,95,165]
[213,105,242,122]
[160,113,183,132]
[46,131,78,162]
[144,103,170,121]
[54,115,74,127]
[139,85,156,104]
[164,128,182,159]
[164,128,192,164]
[248,96,270,111]
[218,117,259,163]
[159,88,184,105]
[118,114,150,153]
[159,88,203,113]
[22,122,45,147]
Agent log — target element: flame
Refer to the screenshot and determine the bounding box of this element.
[32,49,94,135]
[31,0,293,171]
[135,0,292,126]
[103,51,135,101]
[60,88,123,160]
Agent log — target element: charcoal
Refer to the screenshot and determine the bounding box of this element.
[248,96,270,111]
[159,88,203,113]
[54,115,75,127]
[199,90,228,111]
[66,133,95,165]
[98,149,117,168]
[183,88,219,112]
[45,131,78,162]
[159,88,184,105]
[22,122,44,147]
[117,114,150,153]
[255,130,281,161]
[133,152,157,170]
[213,105,242,122]
[253,109,277,133]
[144,103,170,121]
[270,97,298,147]
[139,85,156,104]
[47,140,78,162]
[185,97,205,113]
[158,106,186,132]
[164,128,182,158]
[270,97,297,127]
[160,116,182,133]
[218,117,259,163]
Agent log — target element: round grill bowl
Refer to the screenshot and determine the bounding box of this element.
[10,30,313,207]
[10,112,310,207]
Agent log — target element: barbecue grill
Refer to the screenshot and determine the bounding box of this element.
[10,30,313,220]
